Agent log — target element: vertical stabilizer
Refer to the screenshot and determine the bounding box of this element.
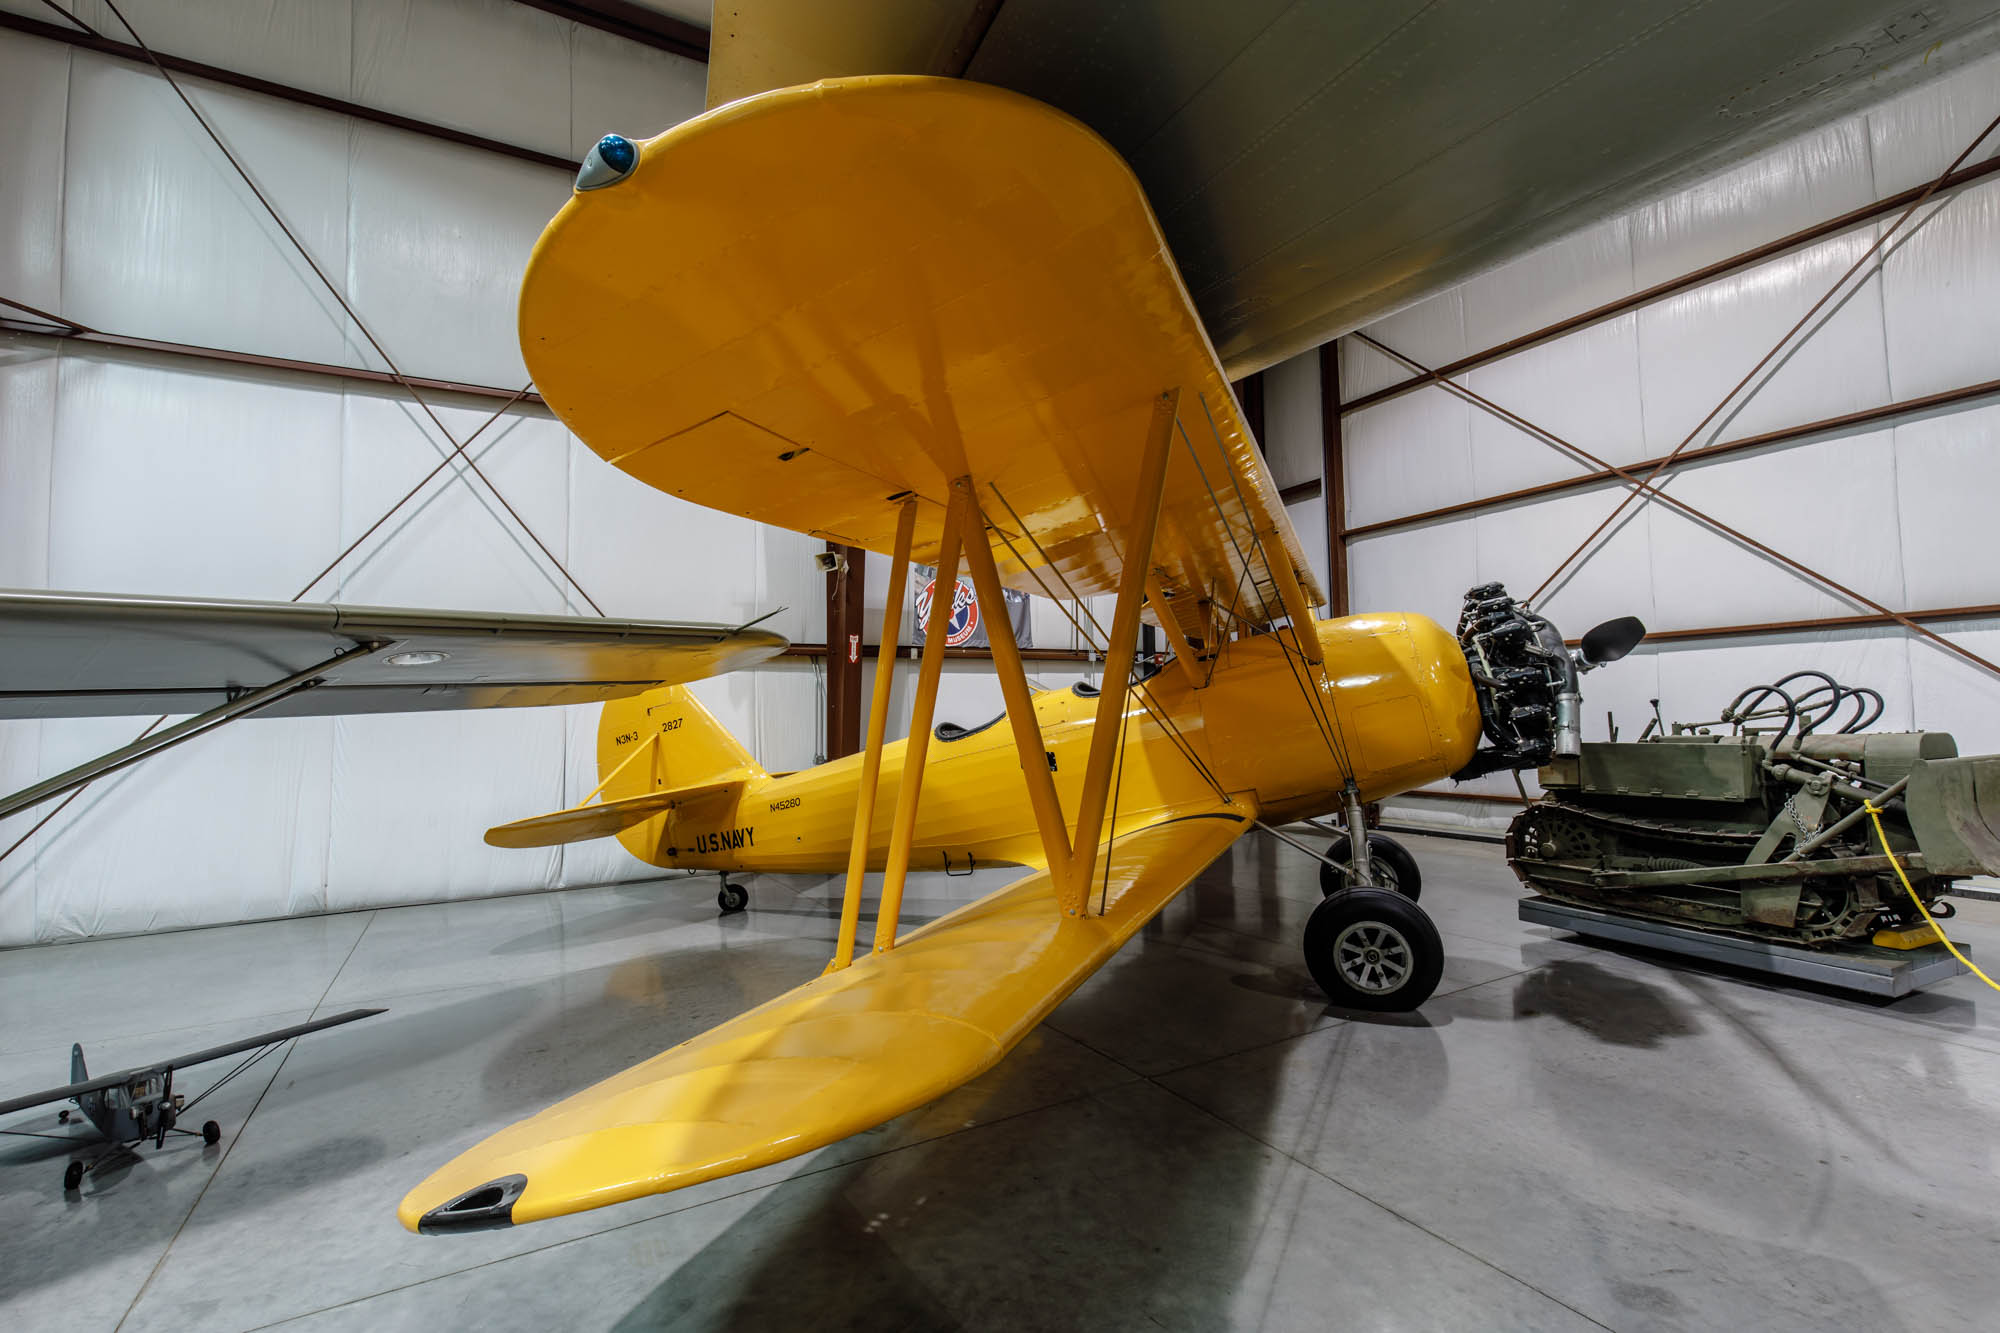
[596,685,765,803]
[70,1043,86,1083]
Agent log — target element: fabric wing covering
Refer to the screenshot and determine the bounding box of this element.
[0,591,788,719]
[401,805,1253,1230]
[520,75,1322,652]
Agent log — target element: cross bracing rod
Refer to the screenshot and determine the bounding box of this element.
[0,642,381,822]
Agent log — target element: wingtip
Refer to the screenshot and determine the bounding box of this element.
[404,1174,528,1235]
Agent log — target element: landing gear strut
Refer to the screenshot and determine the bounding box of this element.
[1319,832,1422,899]
[716,880,748,915]
[1302,782,1442,1011]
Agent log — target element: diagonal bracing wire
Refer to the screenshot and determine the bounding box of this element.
[0,389,535,867]
[1529,102,2000,607]
[1354,333,2000,688]
[983,487,1233,804]
[96,0,602,616]
[1178,399,1355,782]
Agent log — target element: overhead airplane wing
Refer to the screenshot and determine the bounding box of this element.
[0,590,788,720]
[0,1008,384,1117]
[401,804,1252,1231]
[522,76,1322,650]
[700,1,2000,375]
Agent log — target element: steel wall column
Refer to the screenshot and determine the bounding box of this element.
[1230,371,1266,445]
[823,541,865,760]
[1318,342,1349,616]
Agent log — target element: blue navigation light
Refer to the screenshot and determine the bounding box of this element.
[576,134,639,191]
[597,135,636,172]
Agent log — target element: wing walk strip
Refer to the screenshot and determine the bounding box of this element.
[399,804,1254,1231]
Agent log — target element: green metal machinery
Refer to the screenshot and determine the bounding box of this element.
[1506,679,2000,947]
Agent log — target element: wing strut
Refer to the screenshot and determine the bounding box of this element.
[1145,575,1206,692]
[872,488,969,952]
[1065,388,1180,910]
[957,476,1075,891]
[829,498,917,972]
[846,388,1183,954]
[0,640,382,821]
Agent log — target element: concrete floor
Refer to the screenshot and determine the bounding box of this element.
[4,833,2000,1332]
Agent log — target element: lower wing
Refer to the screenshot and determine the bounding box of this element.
[399,802,1254,1231]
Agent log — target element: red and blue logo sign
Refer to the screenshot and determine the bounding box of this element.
[915,577,980,647]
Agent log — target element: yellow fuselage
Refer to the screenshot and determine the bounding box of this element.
[615,614,1482,877]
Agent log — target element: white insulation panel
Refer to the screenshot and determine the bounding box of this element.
[1344,38,2000,812]
[0,7,821,944]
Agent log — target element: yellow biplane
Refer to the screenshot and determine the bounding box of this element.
[394,76,1642,1234]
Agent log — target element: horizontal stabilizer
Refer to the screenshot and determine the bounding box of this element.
[483,780,743,848]
[401,805,1252,1231]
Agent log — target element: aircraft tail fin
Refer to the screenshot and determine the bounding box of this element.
[595,685,765,804]
[70,1043,86,1084]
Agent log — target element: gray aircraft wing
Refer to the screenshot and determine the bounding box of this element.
[0,591,789,720]
[0,1008,386,1116]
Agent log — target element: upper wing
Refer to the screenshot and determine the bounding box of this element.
[0,591,787,719]
[520,76,1320,646]
[400,802,1254,1231]
[0,1008,384,1116]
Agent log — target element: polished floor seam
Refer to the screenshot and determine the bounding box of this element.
[1051,965,1614,1330]
[115,910,382,1333]
[235,1068,1150,1330]
[1150,1076,1619,1332]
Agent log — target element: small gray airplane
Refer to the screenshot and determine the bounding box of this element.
[0,1008,383,1192]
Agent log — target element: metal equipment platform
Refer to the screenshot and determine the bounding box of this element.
[1519,896,1970,997]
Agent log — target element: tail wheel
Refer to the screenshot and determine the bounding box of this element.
[1303,887,1444,1012]
[1319,833,1422,900]
[716,881,748,914]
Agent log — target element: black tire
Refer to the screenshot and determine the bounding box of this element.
[63,1160,83,1192]
[202,1120,221,1147]
[1319,833,1421,900]
[716,882,748,914]
[1303,887,1444,1012]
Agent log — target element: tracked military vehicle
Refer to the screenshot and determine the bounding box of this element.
[1453,585,2000,948]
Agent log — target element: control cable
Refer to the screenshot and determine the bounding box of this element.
[1864,801,2000,996]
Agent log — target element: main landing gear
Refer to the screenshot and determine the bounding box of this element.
[61,1119,223,1192]
[1302,785,1443,1011]
[716,880,748,915]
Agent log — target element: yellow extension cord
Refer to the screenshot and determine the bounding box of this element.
[1864,800,2000,995]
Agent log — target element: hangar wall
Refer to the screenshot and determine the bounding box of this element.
[1325,43,2000,833]
[0,1,837,944]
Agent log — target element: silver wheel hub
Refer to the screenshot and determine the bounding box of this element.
[1345,858,1398,891]
[1332,920,1413,994]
